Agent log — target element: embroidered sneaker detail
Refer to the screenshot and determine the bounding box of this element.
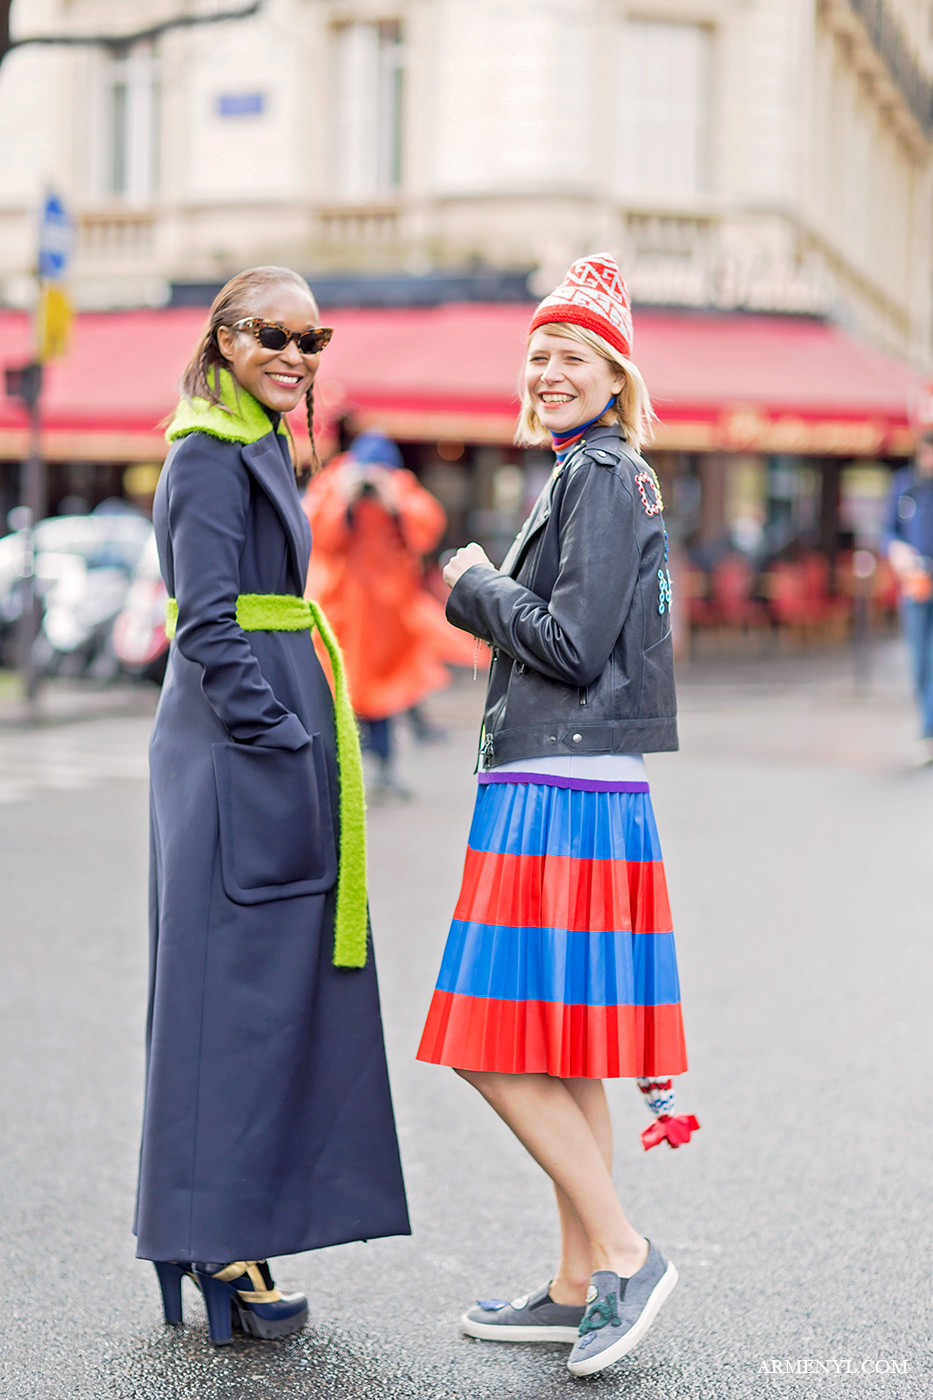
[579,1289,623,1334]
[567,1247,679,1377]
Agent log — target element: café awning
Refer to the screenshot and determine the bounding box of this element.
[0,303,922,461]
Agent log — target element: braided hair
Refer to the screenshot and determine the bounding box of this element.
[179,265,323,485]
[300,381,321,487]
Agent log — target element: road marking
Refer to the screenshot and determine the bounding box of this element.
[0,716,151,805]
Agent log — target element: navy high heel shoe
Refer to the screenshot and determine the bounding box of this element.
[192,1261,309,1345]
[153,1259,192,1326]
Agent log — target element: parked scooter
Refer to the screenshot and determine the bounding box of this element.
[112,532,169,683]
[24,511,152,681]
[35,561,132,680]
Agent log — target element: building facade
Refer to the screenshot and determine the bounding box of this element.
[0,0,931,362]
[1,0,932,630]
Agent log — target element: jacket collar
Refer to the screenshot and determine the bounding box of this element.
[242,436,310,591]
[166,370,309,589]
[165,368,291,446]
[566,422,628,456]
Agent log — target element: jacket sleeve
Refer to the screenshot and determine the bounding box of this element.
[446,457,640,687]
[167,436,310,749]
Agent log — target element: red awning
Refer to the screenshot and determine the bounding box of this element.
[0,304,922,461]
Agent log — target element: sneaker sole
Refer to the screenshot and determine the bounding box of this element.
[461,1313,580,1344]
[567,1262,678,1377]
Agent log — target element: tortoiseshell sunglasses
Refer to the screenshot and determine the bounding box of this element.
[231,318,334,355]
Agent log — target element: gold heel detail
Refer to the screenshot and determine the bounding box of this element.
[211,1260,282,1303]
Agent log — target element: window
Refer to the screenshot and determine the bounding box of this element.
[333,21,404,200]
[617,20,711,199]
[109,74,128,195]
[103,46,160,200]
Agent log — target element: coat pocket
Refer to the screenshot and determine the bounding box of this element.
[212,736,338,904]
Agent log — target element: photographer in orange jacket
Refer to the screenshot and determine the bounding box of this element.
[304,430,457,798]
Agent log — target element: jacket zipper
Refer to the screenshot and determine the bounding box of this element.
[475,726,495,774]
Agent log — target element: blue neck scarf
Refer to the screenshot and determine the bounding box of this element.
[549,396,617,464]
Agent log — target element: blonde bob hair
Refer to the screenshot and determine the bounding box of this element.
[515,322,656,455]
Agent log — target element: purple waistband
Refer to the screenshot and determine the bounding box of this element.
[478,771,650,794]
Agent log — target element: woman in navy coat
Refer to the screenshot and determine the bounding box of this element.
[135,265,409,1345]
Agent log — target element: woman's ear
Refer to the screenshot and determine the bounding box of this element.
[215,326,235,362]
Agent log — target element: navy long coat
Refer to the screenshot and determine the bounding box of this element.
[135,423,410,1263]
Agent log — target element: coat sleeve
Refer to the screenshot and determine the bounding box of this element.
[446,457,640,687]
[167,436,310,749]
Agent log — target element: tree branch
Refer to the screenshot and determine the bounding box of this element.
[2,0,266,61]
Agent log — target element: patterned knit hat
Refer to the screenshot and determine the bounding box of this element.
[529,253,633,359]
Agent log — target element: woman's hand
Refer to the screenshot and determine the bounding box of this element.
[443,542,494,589]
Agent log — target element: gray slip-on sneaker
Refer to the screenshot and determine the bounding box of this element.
[462,1283,585,1343]
[567,1241,678,1376]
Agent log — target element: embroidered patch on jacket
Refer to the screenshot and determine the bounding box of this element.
[658,568,673,615]
[635,469,664,516]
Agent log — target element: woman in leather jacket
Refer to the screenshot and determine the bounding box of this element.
[416,255,696,1379]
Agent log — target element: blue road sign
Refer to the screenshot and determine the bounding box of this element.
[38,193,73,281]
[217,92,266,117]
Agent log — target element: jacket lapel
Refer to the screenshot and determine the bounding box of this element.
[241,436,310,591]
[500,468,560,577]
[501,429,633,577]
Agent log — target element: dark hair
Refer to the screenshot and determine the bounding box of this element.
[180,265,323,482]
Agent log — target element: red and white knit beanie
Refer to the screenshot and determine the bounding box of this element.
[529,253,633,360]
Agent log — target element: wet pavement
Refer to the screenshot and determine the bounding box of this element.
[1,641,931,1398]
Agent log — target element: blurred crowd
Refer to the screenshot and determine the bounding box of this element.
[4,418,933,768]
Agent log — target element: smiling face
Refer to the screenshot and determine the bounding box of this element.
[215,283,323,413]
[525,328,625,435]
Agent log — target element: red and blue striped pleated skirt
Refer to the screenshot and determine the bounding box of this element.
[416,776,688,1078]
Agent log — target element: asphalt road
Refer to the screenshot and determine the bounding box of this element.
[1,645,931,1400]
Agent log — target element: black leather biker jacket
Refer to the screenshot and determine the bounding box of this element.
[446,424,678,767]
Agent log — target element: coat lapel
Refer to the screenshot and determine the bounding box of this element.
[241,436,311,591]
